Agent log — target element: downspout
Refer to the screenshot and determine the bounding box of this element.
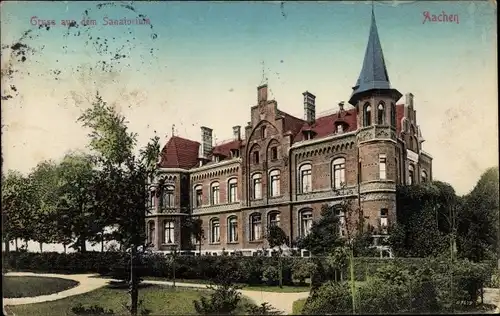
[357,133,362,231]
[288,145,294,248]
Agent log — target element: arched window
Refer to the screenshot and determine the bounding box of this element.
[163,220,175,244]
[269,169,281,197]
[147,221,155,245]
[377,102,385,125]
[210,218,220,243]
[228,178,238,203]
[261,126,267,139]
[299,210,313,237]
[421,170,428,183]
[194,185,203,207]
[253,151,260,164]
[390,103,396,127]
[162,185,175,208]
[363,103,371,126]
[249,213,262,241]
[268,211,280,228]
[298,163,312,193]
[332,158,346,189]
[408,164,415,185]
[150,190,156,208]
[210,182,220,205]
[227,216,238,242]
[252,173,262,199]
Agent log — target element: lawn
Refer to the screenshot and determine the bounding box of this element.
[3,276,80,298]
[292,298,306,315]
[5,284,255,316]
[95,275,312,293]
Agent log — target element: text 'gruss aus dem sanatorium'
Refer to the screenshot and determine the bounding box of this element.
[30,16,151,27]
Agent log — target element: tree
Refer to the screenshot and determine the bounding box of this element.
[185,217,205,255]
[457,167,499,263]
[265,225,288,288]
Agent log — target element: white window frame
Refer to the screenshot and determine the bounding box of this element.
[269,169,281,197]
[364,103,372,126]
[334,208,346,237]
[332,158,346,189]
[408,165,414,185]
[210,218,220,243]
[194,185,203,207]
[379,154,387,180]
[250,213,262,241]
[210,182,220,205]
[300,210,313,237]
[162,185,175,207]
[164,220,175,244]
[377,102,385,125]
[227,216,238,242]
[299,163,312,193]
[228,178,238,203]
[268,212,280,228]
[252,173,262,200]
[380,209,388,234]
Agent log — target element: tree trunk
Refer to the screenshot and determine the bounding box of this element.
[198,240,201,255]
[79,237,87,252]
[129,245,138,316]
[101,235,105,252]
[63,244,67,254]
[15,239,18,251]
[278,249,283,288]
[24,240,28,249]
[39,242,43,253]
[4,238,10,253]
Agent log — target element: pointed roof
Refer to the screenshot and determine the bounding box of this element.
[348,9,401,105]
[158,136,200,169]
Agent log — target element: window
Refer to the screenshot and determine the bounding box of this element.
[269,170,280,197]
[210,218,220,243]
[390,103,396,127]
[377,102,385,125]
[299,164,312,193]
[250,213,262,241]
[147,221,155,245]
[227,216,238,242]
[336,123,344,134]
[422,170,428,183]
[231,149,240,158]
[408,165,414,185]
[270,146,278,160]
[268,212,280,227]
[253,151,260,164]
[164,220,175,244]
[379,154,387,180]
[334,208,346,237]
[261,126,267,139]
[194,185,203,207]
[150,191,156,208]
[300,210,313,237]
[162,185,175,207]
[380,209,388,234]
[228,178,238,203]
[210,182,220,205]
[252,173,262,199]
[332,158,346,189]
[363,103,371,126]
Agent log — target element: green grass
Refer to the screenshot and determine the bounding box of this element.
[3,276,80,298]
[5,284,255,316]
[292,298,306,315]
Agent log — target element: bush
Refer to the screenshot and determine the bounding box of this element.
[262,265,279,286]
[489,268,500,288]
[301,281,351,315]
[245,302,283,315]
[292,259,316,285]
[71,303,114,315]
[193,282,242,315]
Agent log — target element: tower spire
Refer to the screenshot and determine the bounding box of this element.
[348,6,402,105]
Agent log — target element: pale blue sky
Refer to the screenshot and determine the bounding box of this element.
[1,1,497,195]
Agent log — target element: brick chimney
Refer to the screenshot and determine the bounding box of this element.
[232,126,241,141]
[303,91,316,124]
[257,84,268,103]
[339,101,345,112]
[199,126,213,159]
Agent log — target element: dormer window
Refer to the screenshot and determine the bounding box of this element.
[336,123,344,134]
[213,155,220,163]
[231,149,240,158]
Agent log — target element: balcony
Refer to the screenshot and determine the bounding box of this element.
[296,186,357,202]
[192,202,240,215]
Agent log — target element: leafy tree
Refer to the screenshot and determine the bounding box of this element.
[265,225,288,288]
[456,167,499,262]
[184,217,205,254]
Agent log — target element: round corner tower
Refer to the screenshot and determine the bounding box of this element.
[348,9,402,234]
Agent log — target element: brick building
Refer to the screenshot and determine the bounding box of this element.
[145,11,432,255]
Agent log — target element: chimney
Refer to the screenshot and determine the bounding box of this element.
[232,126,241,141]
[302,91,316,124]
[257,84,268,103]
[199,126,213,159]
[405,93,414,108]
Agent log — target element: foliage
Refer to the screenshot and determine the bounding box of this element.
[301,281,351,315]
[266,225,288,249]
[193,281,242,315]
[291,258,316,285]
[262,265,279,286]
[184,217,205,252]
[244,302,283,315]
[456,166,499,262]
[489,268,500,288]
[296,204,344,256]
[71,303,114,315]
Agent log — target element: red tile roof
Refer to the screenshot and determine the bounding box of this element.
[294,108,358,142]
[277,110,306,137]
[212,139,242,157]
[158,136,200,169]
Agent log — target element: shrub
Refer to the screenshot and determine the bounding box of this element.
[301,281,351,315]
[193,282,242,315]
[292,259,316,285]
[71,303,114,315]
[245,302,283,315]
[489,268,500,288]
[262,265,279,286]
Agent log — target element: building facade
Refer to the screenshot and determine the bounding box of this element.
[145,11,433,255]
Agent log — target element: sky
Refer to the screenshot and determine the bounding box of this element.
[1,0,498,196]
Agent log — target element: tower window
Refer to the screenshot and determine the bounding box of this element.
[377,102,385,125]
[363,103,372,126]
[379,154,387,180]
[380,209,388,234]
